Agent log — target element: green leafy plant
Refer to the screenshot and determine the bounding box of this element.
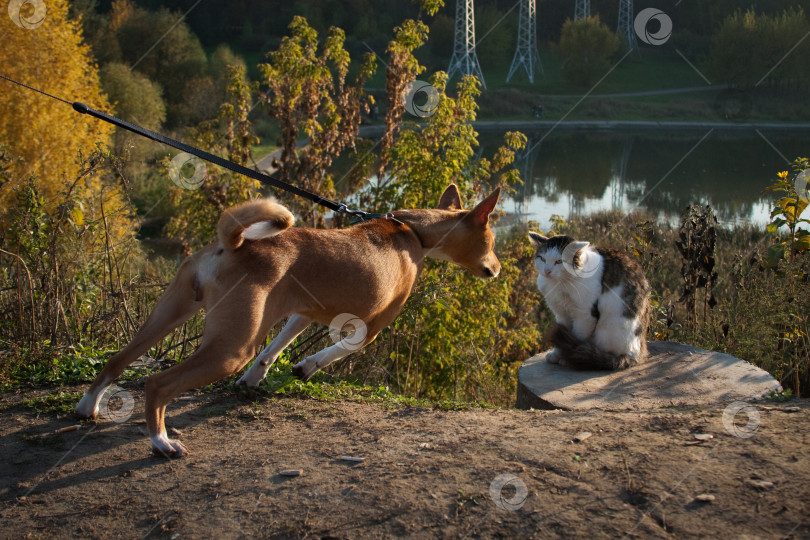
[764,158,810,267]
[259,16,376,227]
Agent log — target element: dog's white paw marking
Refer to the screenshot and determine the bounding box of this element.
[75,387,106,418]
[76,377,114,418]
[151,434,189,458]
[236,364,266,387]
[546,349,561,364]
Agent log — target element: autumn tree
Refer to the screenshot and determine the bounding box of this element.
[0,0,114,206]
[0,0,136,252]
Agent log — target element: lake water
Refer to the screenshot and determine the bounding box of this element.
[480,128,810,230]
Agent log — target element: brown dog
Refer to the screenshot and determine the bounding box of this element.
[75,184,501,456]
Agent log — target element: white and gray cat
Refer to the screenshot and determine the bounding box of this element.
[529,232,651,370]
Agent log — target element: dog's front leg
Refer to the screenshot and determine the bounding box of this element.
[236,314,312,387]
[291,331,375,382]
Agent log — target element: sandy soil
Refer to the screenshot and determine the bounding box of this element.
[1,385,808,539]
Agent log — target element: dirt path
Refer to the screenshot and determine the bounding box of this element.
[1,386,808,539]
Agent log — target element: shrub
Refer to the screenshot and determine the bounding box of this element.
[558,16,620,87]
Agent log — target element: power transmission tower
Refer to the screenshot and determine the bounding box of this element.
[617,0,638,53]
[513,137,539,217]
[574,0,590,20]
[447,0,486,89]
[506,0,544,84]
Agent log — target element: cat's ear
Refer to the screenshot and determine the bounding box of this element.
[528,232,548,247]
[569,241,590,254]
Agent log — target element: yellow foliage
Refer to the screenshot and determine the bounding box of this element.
[0,1,136,250]
[0,0,114,207]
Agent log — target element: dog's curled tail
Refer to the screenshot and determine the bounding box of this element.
[217,199,295,250]
[548,323,638,371]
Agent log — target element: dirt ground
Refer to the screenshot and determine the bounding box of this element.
[1,385,808,539]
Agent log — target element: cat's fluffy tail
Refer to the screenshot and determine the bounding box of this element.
[548,324,640,370]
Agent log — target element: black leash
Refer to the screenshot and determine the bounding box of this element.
[0,74,377,221]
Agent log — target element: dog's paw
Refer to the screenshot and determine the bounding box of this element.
[546,349,562,364]
[291,361,316,382]
[75,393,99,418]
[151,435,190,458]
[235,371,260,388]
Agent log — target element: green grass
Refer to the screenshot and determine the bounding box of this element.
[475,50,708,95]
[474,50,716,121]
[0,343,152,391]
[4,346,491,413]
[21,391,84,415]
[250,143,278,161]
[449,51,809,123]
[232,356,494,411]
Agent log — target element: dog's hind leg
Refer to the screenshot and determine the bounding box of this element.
[76,260,202,419]
[145,294,271,457]
[145,342,253,457]
[236,314,311,387]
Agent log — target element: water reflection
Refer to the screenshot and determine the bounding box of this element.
[496,130,810,228]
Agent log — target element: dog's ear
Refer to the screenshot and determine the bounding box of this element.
[470,187,501,226]
[438,184,463,211]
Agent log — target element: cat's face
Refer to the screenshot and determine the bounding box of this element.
[529,233,590,280]
[534,244,566,279]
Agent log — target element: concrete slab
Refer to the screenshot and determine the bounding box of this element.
[516,341,782,411]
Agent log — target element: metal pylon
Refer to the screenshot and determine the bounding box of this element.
[612,136,634,209]
[617,0,638,52]
[514,137,539,216]
[574,0,590,20]
[447,0,486,89]
[506,0,544,84]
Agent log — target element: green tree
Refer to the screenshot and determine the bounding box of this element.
[763,159,810,265]
[166,65,262,252]
[376,17,430,185]
[337,0,538,403]
[100,62,166,134]
[558,16,620,87]
[111,0,209,126]
[475,4,517,69]
[209,44,247,99]
[100,62,167,179]
[709,8,810,89]
[259,15,376,227]
[364,71,531,403]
